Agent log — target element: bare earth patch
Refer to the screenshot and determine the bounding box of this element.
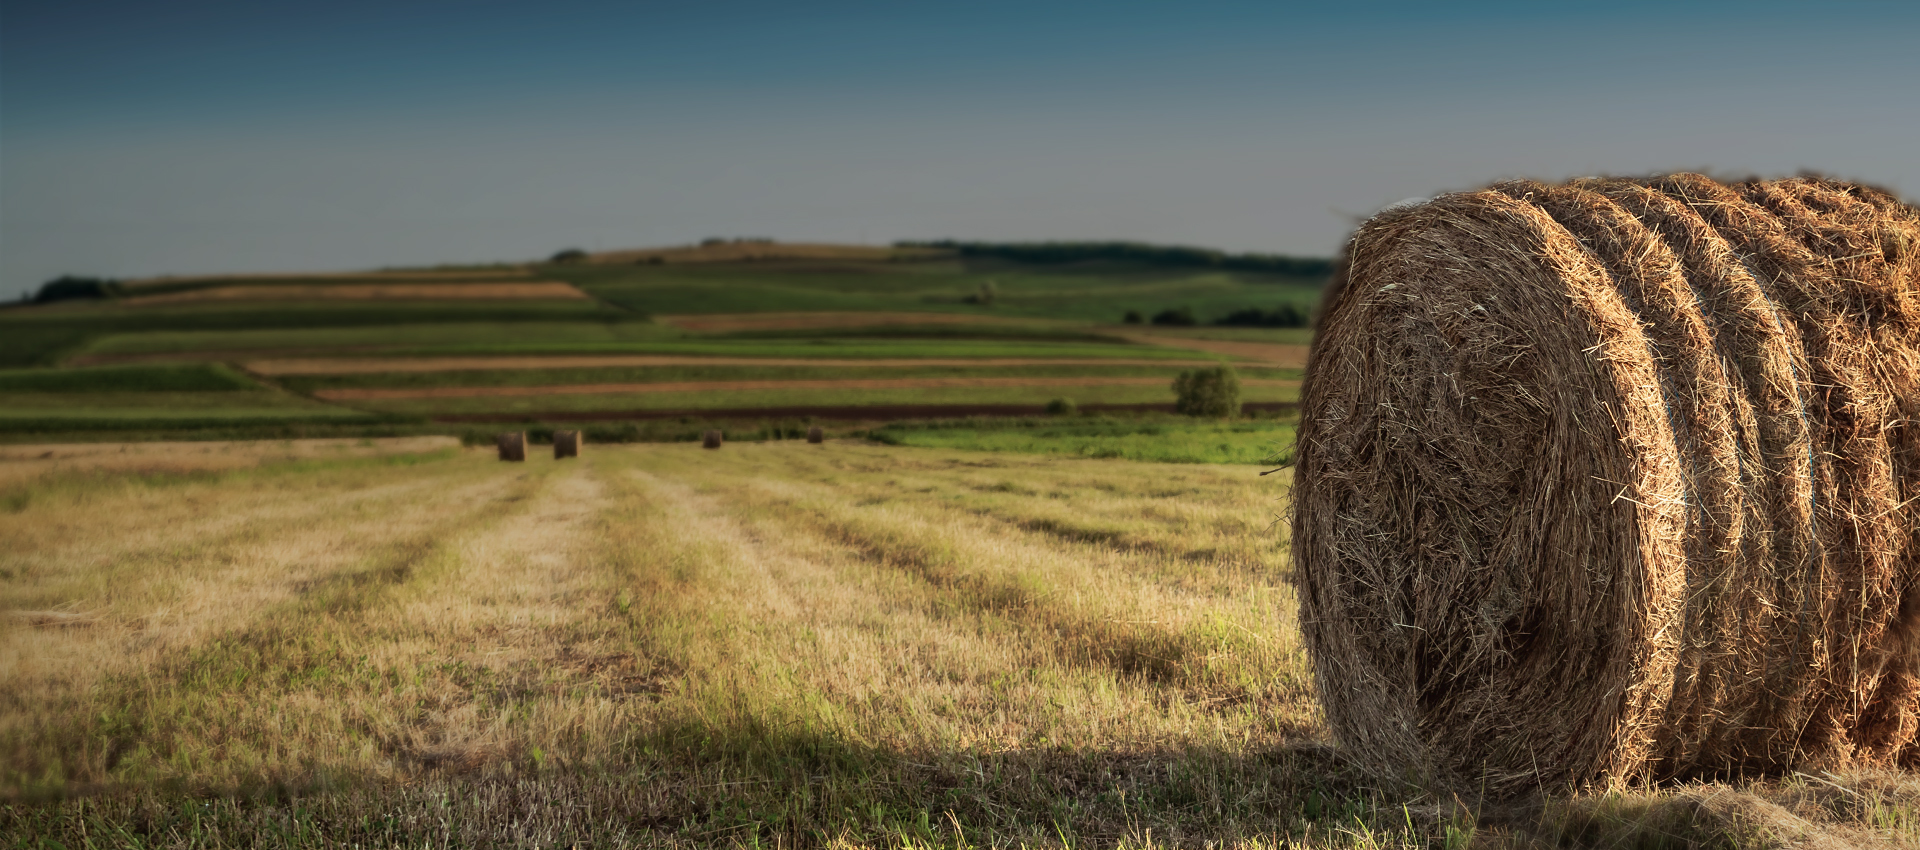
[312,376,1301,401]
[246,355,1230,375]
[120,282,592,306]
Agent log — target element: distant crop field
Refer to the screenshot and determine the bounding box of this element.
[0,392,367,421]
[309,376,1302,402]
[70,321,675,363]
[336,381,1299,417]
[872,417,1300,465]
[0,363,260,393]
[270,363,1301,391]
[120,281,592,306]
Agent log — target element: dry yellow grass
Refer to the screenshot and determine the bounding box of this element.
[4,440,1918,847]
[0,437,457,489]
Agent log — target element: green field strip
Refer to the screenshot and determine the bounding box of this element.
[870,418,1299,465]
[277,363,1304,392]
[376,338,1235,361]
[70,320,675,359]
[345,381,1298,415]
[0,391,376,420]
[0,363,261,393]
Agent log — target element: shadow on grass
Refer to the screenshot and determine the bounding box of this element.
[16,715,1898,849]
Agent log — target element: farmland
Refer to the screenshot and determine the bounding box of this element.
[7,441,1919,847]
[0,243,1322,440]
[11,241,1913,848]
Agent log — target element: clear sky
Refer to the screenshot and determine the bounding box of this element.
[4,1,1917,295]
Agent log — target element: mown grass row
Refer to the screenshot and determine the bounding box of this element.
[10,443,1911,847]
[1,442,1437,847]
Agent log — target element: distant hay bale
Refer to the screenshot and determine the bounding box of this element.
[806,425,825,444]
[1292,174,1920,797]
[552,429,582,459]
[702,429,723,449]
[495,432,526,462]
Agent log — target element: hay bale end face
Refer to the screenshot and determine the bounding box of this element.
[495,432,526,462]
[702,429,723,449]
[1293,174,1920,797]
[552,429,582,459]
[806,425,825,444]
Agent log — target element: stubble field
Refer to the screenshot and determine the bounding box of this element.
[8,442,1920,848]
[2,438,1365,846]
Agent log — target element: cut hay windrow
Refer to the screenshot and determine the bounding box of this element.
[495,432,526,462]
[552,429,582,459]
[1293,174,1920,797]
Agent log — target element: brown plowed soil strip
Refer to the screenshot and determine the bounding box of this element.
[655,311,1035,332]
[247,355,1233,376]
[121,282,591,306]
[430,401,1300,423]
[1112,333,1310,368]
[315,376,1301,401]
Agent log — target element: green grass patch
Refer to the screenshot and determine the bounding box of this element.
[2,305,635,367]
[1129,325,1317,345]
[76,319,670,360]
[280,363,1303,392]
[708,323,1130,344]
[870,415,1299,465]
[0,363,260,393]
[0,390,372,423]
[571,262,1326,324]
[391,338,1229,361]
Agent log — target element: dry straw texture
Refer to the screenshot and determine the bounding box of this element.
[552,430,582,459]
[702,429,723,450]
[1293,174,1920,798]
[807,425,826,444]
[495,432,526,463]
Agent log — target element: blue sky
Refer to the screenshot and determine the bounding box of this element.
[4,1,1917,294]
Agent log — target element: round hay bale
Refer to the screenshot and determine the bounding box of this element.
[1293,174,1920,797]
[806,425,825,444]
[553,429,582,459]
[495,431,526,462]
[702,429,723,449]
